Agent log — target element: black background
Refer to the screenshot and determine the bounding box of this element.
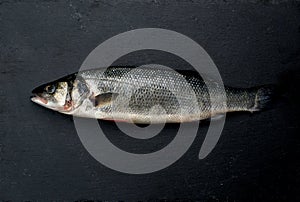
[0,0,299,201]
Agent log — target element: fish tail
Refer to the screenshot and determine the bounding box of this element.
[250,85,276,112]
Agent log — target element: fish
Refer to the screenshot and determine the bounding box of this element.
[31,66,274,123]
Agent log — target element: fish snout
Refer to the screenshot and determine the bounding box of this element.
[30,93,49,105]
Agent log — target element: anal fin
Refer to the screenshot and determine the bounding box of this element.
[211,114,225,121]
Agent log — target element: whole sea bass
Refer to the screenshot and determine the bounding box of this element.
[31,66,274,123]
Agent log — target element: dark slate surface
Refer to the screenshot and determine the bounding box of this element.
[0,0,299,201]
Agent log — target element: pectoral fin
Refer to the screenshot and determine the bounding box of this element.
[90,92,119,107]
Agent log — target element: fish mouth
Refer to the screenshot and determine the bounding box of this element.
[30,93,66,112]
[30,94,48,105]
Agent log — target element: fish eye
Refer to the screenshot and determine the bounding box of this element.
[45,84,56,94]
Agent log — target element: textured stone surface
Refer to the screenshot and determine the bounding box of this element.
[0,0,299,201]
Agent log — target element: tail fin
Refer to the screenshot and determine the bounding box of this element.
[251,85,276,111]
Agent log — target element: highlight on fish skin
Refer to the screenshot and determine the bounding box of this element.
[31,66,275,123]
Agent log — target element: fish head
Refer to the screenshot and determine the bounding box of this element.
[31,79,72,112]
[31,73,90,113]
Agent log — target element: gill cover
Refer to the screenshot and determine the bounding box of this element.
[71,76,90,109]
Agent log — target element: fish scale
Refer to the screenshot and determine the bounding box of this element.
[31,66,274,123]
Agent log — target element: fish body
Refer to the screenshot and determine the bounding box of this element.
[31,66,274,123]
